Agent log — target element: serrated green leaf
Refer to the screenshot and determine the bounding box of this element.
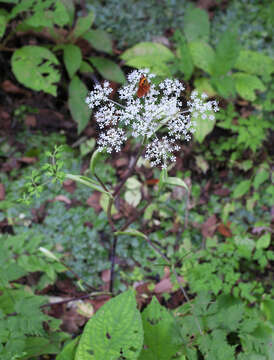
[184,7,210,43]
[89,56,125,84]
[68,75,91,134]
[72,11,95,39]
[140,297,181,360]
[83,29,113,54]
[188,41,215,75]
[233,73,265,101]
[235,50,274,76]
[212,29,240,76]
[76,290,143,360]
[0,10,8,38]
[232,180,252,198]
[11,46,60,96]
[63,44,82,79]
[114,229,147,240]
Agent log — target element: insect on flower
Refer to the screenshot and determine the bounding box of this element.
[136,74,150,98]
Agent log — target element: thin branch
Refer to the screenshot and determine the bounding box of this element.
[145,235,203,335]
[40,291,111,308]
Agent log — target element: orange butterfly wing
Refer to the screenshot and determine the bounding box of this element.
[137,75,150,98]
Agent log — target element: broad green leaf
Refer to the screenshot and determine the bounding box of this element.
[66,174,111,196]
[235,50,274,76]
[72,11,95,39]
[211,75,236,98]
[63,44,82,79]
[232,179,252,198]
[115,229,147,240]
[122,56,171,77]
[174,31,194,80]
[56,337,80,360]
[11,46,60,96]
[0,9,8,38]
[188,41,215,75]
[194,78,216,97]
[121,42,174,63]
[83,29,113,54]
[212,29,240,76]
[19,0,70,28]
[233,73,265,101]
[165,177,188,191]
[193,108,216,143]
[253,168,269,190]
[121,42,174,77]
[140,297,181,360]
[76,290,143,360]
[89,56,125,84]
[79,60,94,74]
[184,7,210,43]
[256,233,271,250]
[261,299,274,324]
[59,0,75,26]
[68,75,91,134]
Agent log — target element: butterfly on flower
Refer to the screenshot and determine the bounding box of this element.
[136,74,150,98]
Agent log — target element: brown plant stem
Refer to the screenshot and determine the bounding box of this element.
[108,145,144,293]
[145,235,202,335]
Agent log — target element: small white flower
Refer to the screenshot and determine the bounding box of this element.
[85,70,218,168]
[98,128,127,153]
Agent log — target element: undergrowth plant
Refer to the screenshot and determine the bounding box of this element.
[0,231,69,359]
[0,0,125,134]
[56,290,274,359]
[16,69,274,359]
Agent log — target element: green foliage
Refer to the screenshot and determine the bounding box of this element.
[216,104,273,154]
[0,0,124,134]
[11,46,60,96]
[0,231,68,359]
[56,290,273,359]
[76,290,143,359]
[181,238,273,303]
[172,7,273,101]
[89,0,188,49]
[121,42,175,77]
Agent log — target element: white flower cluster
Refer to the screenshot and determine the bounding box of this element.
[85,69,219,169]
